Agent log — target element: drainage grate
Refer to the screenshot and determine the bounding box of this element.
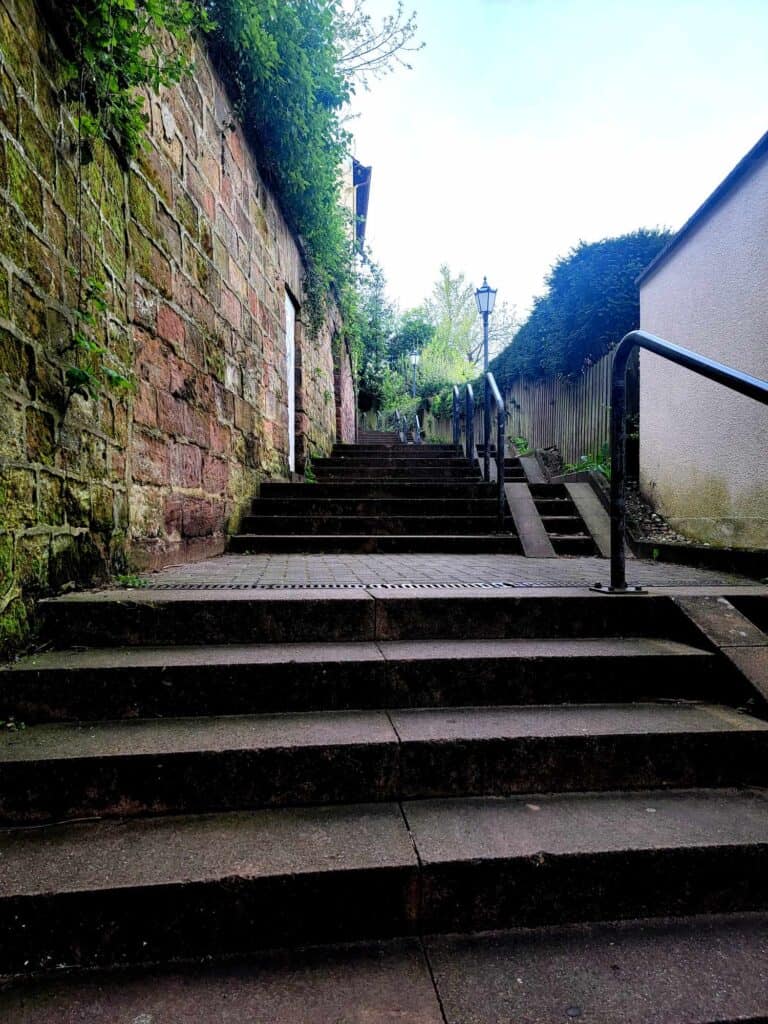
[137,579,544,591]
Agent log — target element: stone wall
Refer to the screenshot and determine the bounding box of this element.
[0,0,345,655]
[334,339,357,444]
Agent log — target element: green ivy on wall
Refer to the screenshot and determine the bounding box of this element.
[59,0,359,342]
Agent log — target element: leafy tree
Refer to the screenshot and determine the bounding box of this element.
[356,259,397,409]
[490,229,672,385]
[389,308,434,373]
[335,0,424,89]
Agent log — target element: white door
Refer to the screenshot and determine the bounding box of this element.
[285,291,296,473]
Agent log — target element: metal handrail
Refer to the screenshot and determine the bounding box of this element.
[487,372,506,528]
[413,413,422,445]
[393,409,406,444]
[465,383,475,465]
[452,385,461,448]
[601,329,768,593]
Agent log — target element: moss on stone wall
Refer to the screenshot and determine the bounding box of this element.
[0,0,344,658]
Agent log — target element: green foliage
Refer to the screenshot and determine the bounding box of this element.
[512,436,531,456]
[490,229,672,385]
[564,443,611,480]
[113,573,148,588]
[61,0,209,158]
[303,453,317,483]
[62,274,134,405]
[206,0,354,315]
[55,1,207,405]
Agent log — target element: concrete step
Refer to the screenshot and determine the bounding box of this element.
[4,916,768,1022]
[250,497,499,515]
[315,458,474,468]
[237,515,516,535]
[407,788,768,933]
[323,453,466,463]
[336,444,458,452]
[551,535,600,556]
[0,703,764,824]
[313,467,482,480]
[228,534,525,554]
[3,789,768,973]
[0,637,722,723]
[37,590,706,647]
[260,482,498,498]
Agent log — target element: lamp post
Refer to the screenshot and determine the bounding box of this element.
[475,276,497,480]
[410,351,420,397]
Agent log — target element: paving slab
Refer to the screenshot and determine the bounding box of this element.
[0,938,444,1023]
[0,802,415,896]
[427,914,768,1024]
[40,589,376,646]
[0,804,420,972]
[390,704,768,797]
[405,788,768,931]
[0,711,401,821]
[122,552,764,590]
[404,788,768,864]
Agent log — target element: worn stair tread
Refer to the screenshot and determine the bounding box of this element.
[0,802,416,897]
[403,788,768,864]
[0,937,444,1023]
[0,709,399,762]
[4,917,768,1024]
[2,702,761,764]
[4,788,768,901]
[5,635,712,675]
[389,702,768,742]
[427,914,768,1024]
[5,702,759,764]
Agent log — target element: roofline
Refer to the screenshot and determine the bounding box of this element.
[637,129,768,286]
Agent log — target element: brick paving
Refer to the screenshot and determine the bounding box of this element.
[134,553,764,590]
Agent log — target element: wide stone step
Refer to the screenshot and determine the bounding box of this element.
[550,535,599,556]
[0,638,721,723]
[0,704,764,824]
[3,789,768,974]
[251,497,499,515]
[37,590,705,646]
[260,482,498,499]
[313,467,482,479]
[4,915,767,1022]
[237,515,515,535]
[228,534,525,554]
[318,451,467,459]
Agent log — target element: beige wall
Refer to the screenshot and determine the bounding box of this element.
[639,153,768,548]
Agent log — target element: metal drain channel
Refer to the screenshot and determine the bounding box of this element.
[137,580,538,591]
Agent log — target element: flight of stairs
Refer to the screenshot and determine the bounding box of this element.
[1,584,768,1016]
[231,438,521,553]
[478,443,599,555]
[530,482,598,555]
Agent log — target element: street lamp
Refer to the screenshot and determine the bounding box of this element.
[410,351,420,397]
[475,276,497,479]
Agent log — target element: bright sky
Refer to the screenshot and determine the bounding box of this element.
[349,0,768,317]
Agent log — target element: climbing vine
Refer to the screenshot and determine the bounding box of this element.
[56,1,415,375]
[57,0,211,404]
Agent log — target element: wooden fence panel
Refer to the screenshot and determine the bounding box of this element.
[429,349,624,463]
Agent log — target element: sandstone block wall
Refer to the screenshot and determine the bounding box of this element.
[0,0,346,654]
[334,339,356,444]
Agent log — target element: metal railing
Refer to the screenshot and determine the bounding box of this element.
[487,372,506,528]
[452,385,461,448]
[464,383,475,465]
[600,329,768,593]
[412,413,422,445]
